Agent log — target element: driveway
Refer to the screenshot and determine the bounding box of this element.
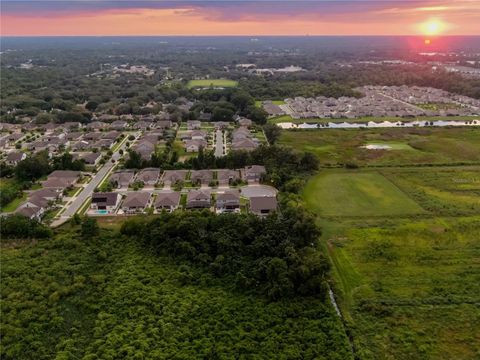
[214,130,224,157]
[240,184,278,198]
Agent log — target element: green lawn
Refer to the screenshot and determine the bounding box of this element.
[303,170,425,217]
[326,216,480,360]
[279,127,480,167]
[187,79,238,89]
[1,192,27,213]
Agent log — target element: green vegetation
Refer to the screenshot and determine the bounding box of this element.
[279,127,480,167]
[325,217,480,359]
[0,178,24,212]
[1,226,352,359]
[303,170,425,217]
[187,79,238,89]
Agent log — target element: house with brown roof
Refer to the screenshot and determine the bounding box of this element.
[42,170,80,189]
[74,152,102,166]
[6,151,26,165]
[122,192,152,214]
[216,190,240,213]
[15,204,45,221]
[162,170,188,186]
[132,140,155,160]
[187,120,202,130]
[109,170,135,189]
[110,120,128,130]
[154,191,181,212]
[231,138,258,151]
[190,170,214,186]
[186,189,211,209]
[30,188,63,202]
[242,165,266,183]
[184,139,207,153]
[136,168,160,187]
[216,169,240,185]
[249,196,277,216]
[91,192,120,214]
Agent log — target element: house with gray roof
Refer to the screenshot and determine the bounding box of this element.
[186,189,211,209]
[242,165,266,182]
[91,192,120,214]
[109,170,135,189]
[122,192,152,214]
[216,190,240,213]
[154,191,181,212]
[249,196,277,216]
[162,170,188,185]
[190,170,214,186]
[216,169,240,185]
[136,168,160,187]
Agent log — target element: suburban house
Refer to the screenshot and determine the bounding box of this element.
[93,139,115,150]
[109,170,136,189]
[154,191,181,212]
[157,120,173,130]
[214,121,230,130]
[15,202,45,221]
[187,120,202,130]
[121,192,152,214]
[91,192,121,214]
[184,139,207,152]
[231,138,258,151]
[242,165,266,182]
[217,169,240,185]
[190,170,214,186]
[238,118,253,127]
[186,189,211,209]
[191,130,208,140]
[65,131,84,141]
[132,140,155,160]
[249,196,278,216]
[162,170,188,185]
[42,170,80,190]
[30,188,63,202]
[102,130,121,141]
[110,120,128,130]
[6,151,26,165]
[136,168,160,187]
[87,121,108,131]
[74,152,102,166]
[216,190,240,213]
[83,132,103,141]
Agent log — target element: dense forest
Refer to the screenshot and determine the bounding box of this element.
[0,220,352,359]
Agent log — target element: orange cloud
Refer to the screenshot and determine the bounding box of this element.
[1,4,479,36]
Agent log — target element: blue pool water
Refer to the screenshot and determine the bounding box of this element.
[96,210,108,214]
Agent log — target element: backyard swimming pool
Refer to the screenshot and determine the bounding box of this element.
[96,210,108,215]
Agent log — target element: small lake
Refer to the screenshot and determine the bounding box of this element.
[277,119,480,130]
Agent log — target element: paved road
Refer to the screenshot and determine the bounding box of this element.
[214,130,224,157]
[51,133,137,226]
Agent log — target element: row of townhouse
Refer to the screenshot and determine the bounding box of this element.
[90,189,277,216]
[108,165,266,188]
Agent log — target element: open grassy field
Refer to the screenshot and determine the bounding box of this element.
[381,167,480,217]
[303,170,425,217]
[324,216,480,360]
[279,127,480,167]
[187,79,238,89]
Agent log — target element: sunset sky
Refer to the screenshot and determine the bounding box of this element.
[1,0,480,36]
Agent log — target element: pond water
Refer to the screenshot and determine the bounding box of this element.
[362,144,392,150]
[277,119,480,130]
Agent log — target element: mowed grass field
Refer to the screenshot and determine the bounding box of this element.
[325,217,480,360]
[187,79,238,89]
[279,127,480,166]
[303,171,425,217]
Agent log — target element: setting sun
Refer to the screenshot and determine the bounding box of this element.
[421,20,444,36]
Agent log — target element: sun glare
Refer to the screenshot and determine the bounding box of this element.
[421,20,443,36]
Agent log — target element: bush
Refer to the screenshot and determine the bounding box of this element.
[1,215,52,239]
